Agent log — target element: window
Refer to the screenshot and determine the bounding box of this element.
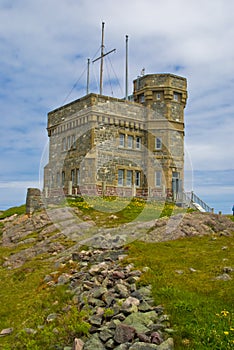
[119,133,125,147]
[127,135,133,149]
[118,169,124,186]
[173,92,179,101]
[62,138,66,151]
[136,136,141,150]
[135,171,141,187]
[71,169,75,185]
[71,134,76,149]
[155,171,162,187]
[172,171,180,179]
[62,171,65,186]
[56,172,60,187]
[156,93,161,100]
[76,169,80,185]
[139,94,145,103]
[155,137,162,150]
[126,170,133,187]
[67,136,71,150]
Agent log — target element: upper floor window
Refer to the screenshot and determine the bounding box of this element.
[127,135,133,149]
[136,136,141,150]
[156,93,161,100]
[155,137,162,150]
[119,133,125,147]
[71,134,76,149]
[67,136,71,150]
[173,92,179,101]
[139,94,145,103]
[62,138,66,151]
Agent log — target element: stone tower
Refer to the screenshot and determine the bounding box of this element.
[133,73,187,198]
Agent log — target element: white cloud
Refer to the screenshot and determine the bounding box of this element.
[0,0,233,212]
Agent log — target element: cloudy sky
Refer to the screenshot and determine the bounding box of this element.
[0,0,233,213]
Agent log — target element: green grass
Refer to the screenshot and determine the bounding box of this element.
[0,255,90,349]
[0,202,233,349]
[127,234,234,349]
[0,204,26,220]
[67,196,189,226]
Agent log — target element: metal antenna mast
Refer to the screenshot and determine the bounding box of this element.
[125,35,129,100]
[100,22,105,95]
[92,22,116,95]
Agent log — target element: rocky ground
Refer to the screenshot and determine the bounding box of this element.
[0,208,234,349]
[1,208,234,269]
[47,248,175,350]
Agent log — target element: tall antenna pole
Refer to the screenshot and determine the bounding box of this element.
[92,22,116,96]
[125,35,129,100]
[86,58,90,95]
[100,22,105,95]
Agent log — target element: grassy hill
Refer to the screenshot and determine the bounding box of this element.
[0,202,233,349]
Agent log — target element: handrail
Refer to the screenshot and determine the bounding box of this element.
[183,191,213,213]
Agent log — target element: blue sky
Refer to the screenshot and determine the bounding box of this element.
[0,0,234,213]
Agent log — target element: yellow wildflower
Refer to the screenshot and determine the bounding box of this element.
[224,331,229,335]
[221,310,229,317]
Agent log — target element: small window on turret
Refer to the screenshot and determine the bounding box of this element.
[156,93,161,100]
[173,93,179,101]
[155,137,162,150]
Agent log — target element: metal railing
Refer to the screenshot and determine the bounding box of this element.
[183,191,213,213]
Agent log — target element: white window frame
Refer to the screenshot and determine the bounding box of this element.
[136,136,141,150]
[118,169,124,186]
[156,93,161,100]
[62,171,65,186]
[155,171,162,187]
[155,137,162,150]
[127,135,133,149]
[71,134,76,149]
[135,171,141,187]
[76,169,80,185]
[71,169,75,185]
[119,133,125,147]
[126,170,133,187]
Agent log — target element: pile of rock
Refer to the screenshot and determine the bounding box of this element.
[143,212,234,243]
[46,248,174,350]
